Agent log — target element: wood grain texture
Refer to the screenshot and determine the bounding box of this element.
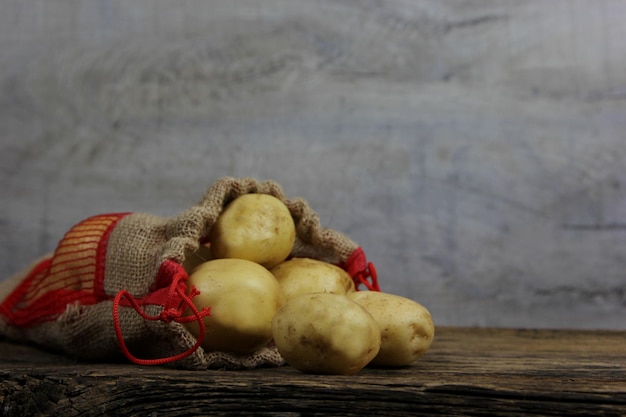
[1,1,625,329]
[1,327,625,416]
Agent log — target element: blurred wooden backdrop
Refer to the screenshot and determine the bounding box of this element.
[1,0,625,329]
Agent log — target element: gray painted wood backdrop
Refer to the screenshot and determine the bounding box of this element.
[1,0,625,329]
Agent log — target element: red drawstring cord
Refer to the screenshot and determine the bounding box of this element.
[353,261,380,291]
[111,248,378,365]
[343,247,381,292]
[112,272,211,366]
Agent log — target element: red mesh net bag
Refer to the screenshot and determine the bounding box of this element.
[0,177,379,369]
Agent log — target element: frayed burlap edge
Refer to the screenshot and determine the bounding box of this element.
[162,176,359,266]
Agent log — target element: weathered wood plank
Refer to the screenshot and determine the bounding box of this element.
[2,327,625,416]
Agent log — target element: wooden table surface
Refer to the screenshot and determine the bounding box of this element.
[1,327,625,416]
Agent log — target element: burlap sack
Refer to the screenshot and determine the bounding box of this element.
[0,177,379,369]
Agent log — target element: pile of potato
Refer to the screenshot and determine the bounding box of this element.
[182,193,434,375]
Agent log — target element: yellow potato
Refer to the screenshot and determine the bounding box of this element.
[209,193,296,268]
[348,291,434,367]
[270,258,355,300]
[183,258,286,355]
[272,293,380,375]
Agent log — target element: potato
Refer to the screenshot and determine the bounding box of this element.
[270,258,355,300]
[183,258,286,355]
[348,291,434,367]
[272,293,380,375]
[209,193,296,268]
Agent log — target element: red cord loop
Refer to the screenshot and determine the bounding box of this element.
[112,271,210,366]
[354,262,380,291]
[343,247,381,292]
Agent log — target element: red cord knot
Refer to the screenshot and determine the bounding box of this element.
[112,261,211,366]
[159,307,183,323]
[355,261,380,292]
[343,247,381,292]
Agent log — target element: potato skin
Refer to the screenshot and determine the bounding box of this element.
[209,193,296,268]
[271,293,380,375]
[348,291,434,367]
[270,257,355,300]
[184,258,286,355]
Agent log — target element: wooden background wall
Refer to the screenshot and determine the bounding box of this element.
[1,0,625,329]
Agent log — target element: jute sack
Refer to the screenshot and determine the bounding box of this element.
[0,177,379,369]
